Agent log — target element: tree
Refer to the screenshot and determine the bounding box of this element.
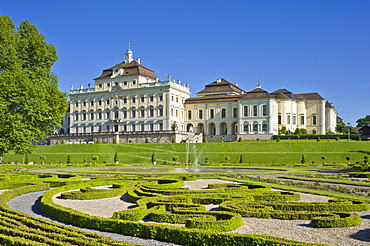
[294,128,308,135]
[151,153,156,164]
[114,152,119,163]
[335,123,347,134]
[280,126,287,135]
[0,16,67,162]
[356,115,370,127]
[301,155,305,164]
[335,123,356,134]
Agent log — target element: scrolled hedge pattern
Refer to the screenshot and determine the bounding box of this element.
[37,176,333,245]
[0,183,134,245]
[219,199,368,226]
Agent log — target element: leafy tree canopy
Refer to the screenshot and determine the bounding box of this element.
[335,123,356,134]
[0,16,67,162]
[356,115,370,127]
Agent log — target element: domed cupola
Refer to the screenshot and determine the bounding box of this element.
[125,43,133,63]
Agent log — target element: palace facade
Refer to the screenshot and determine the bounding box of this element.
[50,47,337,144]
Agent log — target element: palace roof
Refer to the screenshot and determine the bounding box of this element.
[241,88,271,99]
[196,78,246,96]
[94,61,156,80]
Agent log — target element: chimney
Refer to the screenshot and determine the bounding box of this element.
[216,78,222,83]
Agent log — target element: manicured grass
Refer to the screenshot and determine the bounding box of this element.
[3,140,370,166]
[279,175,370,187]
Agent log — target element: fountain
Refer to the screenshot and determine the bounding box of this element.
[185,126,209,172]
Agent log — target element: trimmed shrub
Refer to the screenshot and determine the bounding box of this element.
[310,212,361,228]
[114,152,119,163]
[151,153,156,164]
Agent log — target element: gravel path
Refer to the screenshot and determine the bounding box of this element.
[7,191,182,246]
[7,179,370,246]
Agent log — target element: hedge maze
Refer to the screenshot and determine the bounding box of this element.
[0,172,369,245]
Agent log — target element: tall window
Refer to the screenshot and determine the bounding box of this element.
[106,111,110,119]
[106,99,110,105]
[132,125,135,131]
[75,101,79,107]
[199,110,203,119]
[262,105,267,116]
[244,106,248,117]
[159,107,163,117]
[150,123,154,131]
[140,96,145,102]
[132,109,136,118]
[159,123,163,131]
[292,115,296,125]
[141,124,145,131]
[140,108,145,117]
[188,110,192,120]
[300,115,305,125]
[132,97,136,103]
[312,115,317,125]
[75,114,79,121]
[149,108,154,117]
[149,95,154,102]
[159,94,163,101]
[123,98,127,103]
[123,110,127,118]
[114,111,119,119]
[98,112,102,120]
[83,101,86,107]
[210,109,215,118]
[233,108,238,118]
[278,115,281,124]
[221,108,226,118]
[287,115,291,124]
[82,113,86,120]
[253,105,258,116]
[90,101,94,106]
[171,109,173,117]
[262,123,267,132]
[90,112,94,120]
[98,100,102,106]
[244,124,249,133]
[253,124,258,132]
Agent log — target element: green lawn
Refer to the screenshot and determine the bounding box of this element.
[3,140,370,166]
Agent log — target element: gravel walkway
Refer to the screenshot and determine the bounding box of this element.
[7,191,182,246]
[7,179,370,246]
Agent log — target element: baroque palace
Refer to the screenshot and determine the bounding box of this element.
[50,46,338,144]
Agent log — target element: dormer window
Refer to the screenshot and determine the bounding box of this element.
[111,67,123,78]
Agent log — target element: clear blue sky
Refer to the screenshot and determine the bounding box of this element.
[1,0,369,126]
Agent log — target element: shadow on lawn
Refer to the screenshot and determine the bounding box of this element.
[349,150,370,155]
